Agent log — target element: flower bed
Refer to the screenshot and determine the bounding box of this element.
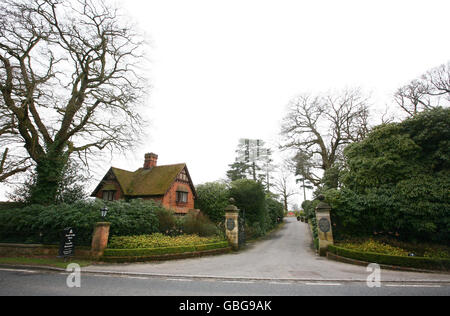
[107,233,225,249]
[336,238,450,258]
[337,239,409,257]
[328,245,450,271]
[103,241,229,257]
[102,233,230,262]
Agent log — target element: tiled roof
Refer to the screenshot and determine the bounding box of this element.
[111,164,186,196]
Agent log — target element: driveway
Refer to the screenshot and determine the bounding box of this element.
[84,217,450,282]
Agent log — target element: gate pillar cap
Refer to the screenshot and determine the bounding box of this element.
[315,195,331,212]
[225,198,239,212]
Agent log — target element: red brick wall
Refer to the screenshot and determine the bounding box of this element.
[161,180,195,214]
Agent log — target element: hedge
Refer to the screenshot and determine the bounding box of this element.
[329,108,450,244]
[328,245,450,271]
[0,199,161,245]
[103,241,230,257]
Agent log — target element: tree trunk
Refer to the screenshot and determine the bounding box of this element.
[30,150,68,205]
[283,196,288,213]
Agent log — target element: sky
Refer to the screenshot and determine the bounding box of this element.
[1,0,449,207]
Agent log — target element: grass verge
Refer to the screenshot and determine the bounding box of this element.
[0,257,92,269]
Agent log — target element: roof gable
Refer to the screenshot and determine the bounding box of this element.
[111,167,135,193]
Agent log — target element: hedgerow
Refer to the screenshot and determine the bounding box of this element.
[0,199,160,245]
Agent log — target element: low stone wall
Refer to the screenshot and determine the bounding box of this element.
[0,242,231,262]
[0,243,92,258]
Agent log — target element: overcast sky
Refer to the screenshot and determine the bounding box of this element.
[1,0,449,206]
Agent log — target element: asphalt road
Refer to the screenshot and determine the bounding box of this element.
[1,217,449,296]
[0,268,449,296]
[85,217,450,283]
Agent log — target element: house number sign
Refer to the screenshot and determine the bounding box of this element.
[226,218,235,231]
[318,218,331,233]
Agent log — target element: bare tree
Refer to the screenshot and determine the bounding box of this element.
[0,149,31,183]
[0,0,147,203]
[0,100,31,182]
[272,164,297,213]
[394,61,450,117]
[281,88,370,187]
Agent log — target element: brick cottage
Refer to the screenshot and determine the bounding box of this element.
[91,153,197,215]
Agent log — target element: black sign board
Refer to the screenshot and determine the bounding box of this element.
[58,227,76,258]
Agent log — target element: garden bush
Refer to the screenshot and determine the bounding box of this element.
[229,179,266,229]
[193,179,284,240]
[154,208,180,236]
[194,182,229,223]
[245,222,265,240]
[326,108,450,244]
[265,195,284,230]
[0,199,161,245]
[181,211,220,237]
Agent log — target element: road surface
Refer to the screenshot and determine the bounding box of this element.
[85,217,450,283]
[1,217,449,296]
[0,268,448,296]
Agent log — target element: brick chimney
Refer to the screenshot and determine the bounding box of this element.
[143,153,158,169]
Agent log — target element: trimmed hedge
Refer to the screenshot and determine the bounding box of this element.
[103,241,230,257]
[328,245,450,271]
[0,199,161,245]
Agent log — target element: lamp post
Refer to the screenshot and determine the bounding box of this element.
[91,206,111,257]
[101,206,108,218]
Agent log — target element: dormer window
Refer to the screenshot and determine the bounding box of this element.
[102,190,115,201]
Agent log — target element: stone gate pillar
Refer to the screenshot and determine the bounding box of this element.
[91,222,111,258]
[225,198,239,250]
[315,195,334,256]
